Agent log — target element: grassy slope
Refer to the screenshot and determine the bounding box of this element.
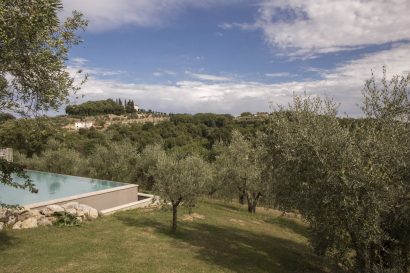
[0,200,333,273]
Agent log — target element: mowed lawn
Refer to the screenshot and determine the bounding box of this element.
[0,200,333,273]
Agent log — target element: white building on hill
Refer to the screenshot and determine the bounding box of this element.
[74,121,93,129]
[0,148,13,162]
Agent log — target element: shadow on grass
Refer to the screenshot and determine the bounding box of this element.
[206,199,310,238]
[263,216,310,238]
[199,199,248,215]
[0,231,18,251]
[116,214,329,273]
[209,201,242,211]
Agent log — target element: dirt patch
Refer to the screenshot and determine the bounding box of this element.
[229,218,246,226]
[250,220,263,225]
[181,213,205,222]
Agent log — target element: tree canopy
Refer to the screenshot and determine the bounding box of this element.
[215,130,267,213]
[0,0,87,205]
[0,0,87,115]
[150,148,210,231]
[265,70,410,272]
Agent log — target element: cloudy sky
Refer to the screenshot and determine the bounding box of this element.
[62,0,410,116]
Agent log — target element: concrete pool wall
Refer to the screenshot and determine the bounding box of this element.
[25,184,139,211]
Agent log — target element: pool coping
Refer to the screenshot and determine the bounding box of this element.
[25,184,138,210]
[99,193,155,215]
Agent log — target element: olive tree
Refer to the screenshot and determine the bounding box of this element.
[133,144,167,191]
[19,147,86,176]
[88,142,139,183]
[0,0,87,204]
[267,69,410,272]
[216,130,266,213]
[151,151,209,231]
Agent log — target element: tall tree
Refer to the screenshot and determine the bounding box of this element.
[0,0,87,205]
[125,99,136,113]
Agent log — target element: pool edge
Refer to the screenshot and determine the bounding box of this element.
[25,184,138,211]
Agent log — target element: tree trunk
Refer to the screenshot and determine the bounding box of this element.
[239,194,245,205]
[247,203,255,213]
[246,192,261,213]
[172,204,178,232]
[208,189,216,199]
[246,192,253,213]
[247,198,256,213]
[238,188,246,205]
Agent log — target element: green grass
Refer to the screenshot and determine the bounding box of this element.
[0,199,334,273]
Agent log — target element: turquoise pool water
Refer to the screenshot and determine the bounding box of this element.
[0,170,125,205]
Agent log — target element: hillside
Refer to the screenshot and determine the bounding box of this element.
[0,199,334,273]
[61,113,170,130]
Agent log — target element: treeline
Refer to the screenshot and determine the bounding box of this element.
[1,71,409,272]
[0,112,266,160]
[65,99,137,116]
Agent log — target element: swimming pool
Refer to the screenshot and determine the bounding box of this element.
[0,170,125,205]
[0,170,140,211]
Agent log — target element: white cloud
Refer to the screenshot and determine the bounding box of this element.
[186,71,232,82]
[71,57,88,65]
[62,0,244,31]
[65,44,410,116]
[69,59,125,77]
[218,22,234,30]
[265,72,294,78]
[153,69,177,77]
[229,0,410,58]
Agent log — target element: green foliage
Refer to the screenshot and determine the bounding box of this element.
[87,142,139,183]
[171,113,234,128]
[0,0,86,205]
[4,112,271,196]
[20,147,86,176]
[0,0,87,114]
[240,112,253,117]
[66,99,125,116]
[0,118,57,157]
[215,130,266,213]
[0,112,15,123]
[133,144,164,190]
[150,149,210,231]
[53,211,81,227]
[266,70,410,272]
[125,99,137,114]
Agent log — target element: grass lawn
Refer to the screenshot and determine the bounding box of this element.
[0,199,334,273]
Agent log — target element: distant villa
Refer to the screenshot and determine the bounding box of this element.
[0,147,13,162]
[74,121,93,130]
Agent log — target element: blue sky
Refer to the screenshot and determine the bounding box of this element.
[62,0,410,116]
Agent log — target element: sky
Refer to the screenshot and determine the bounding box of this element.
[61,0,410,116]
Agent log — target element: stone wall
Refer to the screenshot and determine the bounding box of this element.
[0,202,99,231]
